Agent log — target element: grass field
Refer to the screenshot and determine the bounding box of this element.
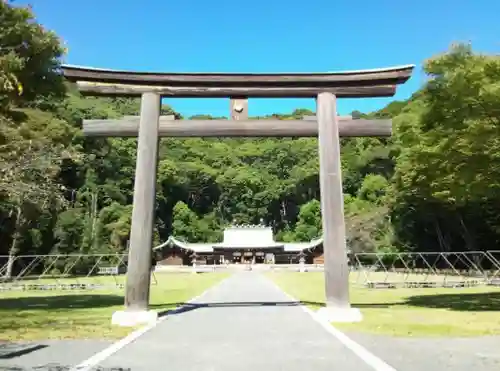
[268,271,500,337]
[0,272,229,341]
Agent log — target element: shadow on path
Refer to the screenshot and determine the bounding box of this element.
[154,300,320,316]
[154,300,394,317]
[0,365,124,370]
[0,344,47,359]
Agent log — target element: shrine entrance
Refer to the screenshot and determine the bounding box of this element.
[255,252,265,264]
[62,63,413,326]
[229,251,266,264]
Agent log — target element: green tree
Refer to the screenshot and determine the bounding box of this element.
[0,1,65,111]
[293,200,322,242]
[392,43,500,252]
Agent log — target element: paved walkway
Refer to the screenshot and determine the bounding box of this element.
[95,272,377,371]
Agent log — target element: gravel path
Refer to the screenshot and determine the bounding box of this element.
[96,271,375,371]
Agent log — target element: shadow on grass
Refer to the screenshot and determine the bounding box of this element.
[4,109,28,123]
[405,292,500,311]
[0,295,126,334]
[0,295,124,311]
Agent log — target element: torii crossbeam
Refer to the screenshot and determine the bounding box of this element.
[62,64,413,326]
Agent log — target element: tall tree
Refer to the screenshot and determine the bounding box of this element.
[0,1,65,111]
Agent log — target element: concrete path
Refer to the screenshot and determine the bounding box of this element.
[348,332,500,371]
[94,272,377,371]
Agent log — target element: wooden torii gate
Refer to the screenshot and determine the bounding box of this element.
[62,64,413,326]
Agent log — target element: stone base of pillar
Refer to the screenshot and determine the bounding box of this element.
[111,310,158,327]
[316,306,362,323]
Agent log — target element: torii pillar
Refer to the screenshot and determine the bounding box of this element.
[316,92,361,322]
[111,92,161,326]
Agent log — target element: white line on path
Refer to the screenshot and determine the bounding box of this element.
[69,274,233,371]
[266,276,398,371]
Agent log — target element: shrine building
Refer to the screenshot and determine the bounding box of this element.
[154,224,325,265]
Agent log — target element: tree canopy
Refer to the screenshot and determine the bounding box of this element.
[1,2,499,268]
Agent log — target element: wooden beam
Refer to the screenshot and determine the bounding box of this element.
[230,97,248,120]
[62,64,414,86]
[75,81,397,98]
[124,92,160,313]
[316,92,352,314]
[82,118,392,137]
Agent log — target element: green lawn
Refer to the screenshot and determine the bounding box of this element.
[0,272,229,341]
[268,272,500,337]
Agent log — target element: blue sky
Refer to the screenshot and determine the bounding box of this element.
[21,0,499,117]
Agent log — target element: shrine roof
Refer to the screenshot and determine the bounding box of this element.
[283,238,323,252]
[212,242,285,249]
[153,237,214,253]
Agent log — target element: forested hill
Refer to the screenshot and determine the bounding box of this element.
[1,2,500,261]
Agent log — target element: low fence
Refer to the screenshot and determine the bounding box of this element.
[0,253,133,291]
[1,250,499,291]
[153,251,500,289]
[351,250,500,288]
